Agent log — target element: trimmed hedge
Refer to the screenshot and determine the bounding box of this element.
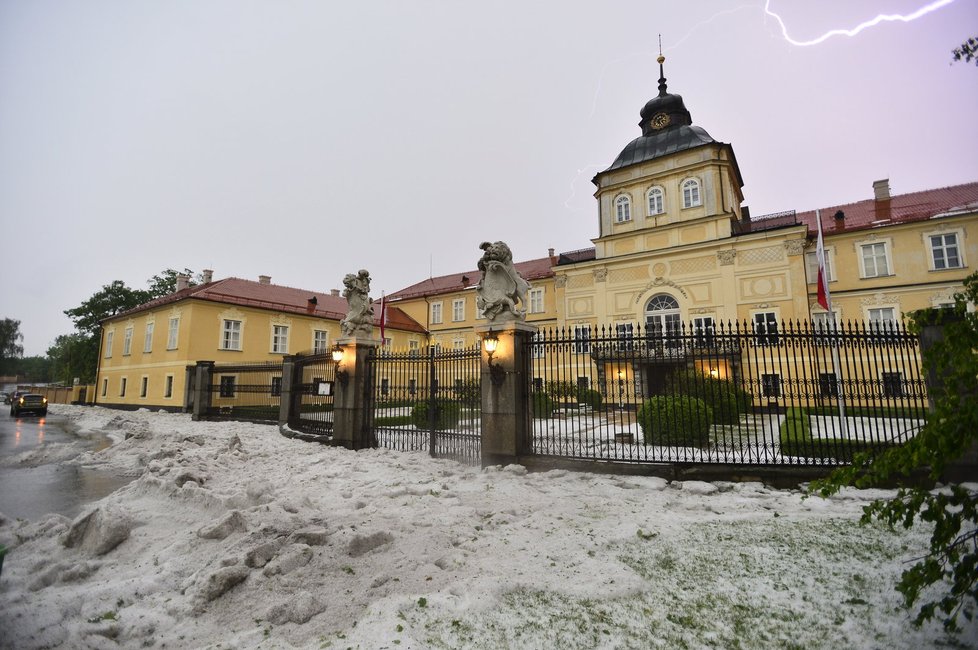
[576,388,603,411]
[532,392,556,419]
[637,395,713,447]
[410,400,461,430]
[665,369,752,424]
[778,407,899,462]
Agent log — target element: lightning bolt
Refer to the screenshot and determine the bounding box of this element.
[763,0,958,47]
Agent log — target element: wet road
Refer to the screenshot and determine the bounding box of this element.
[0,410,133,521]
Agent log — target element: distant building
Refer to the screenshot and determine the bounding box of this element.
[95,273,426,410]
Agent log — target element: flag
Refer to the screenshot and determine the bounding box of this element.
[379,292,387,344]
[815,209,832,312]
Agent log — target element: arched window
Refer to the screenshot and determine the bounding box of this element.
[615,195,631,223]
[682,178,701,208]
[647,186,664,216]
[645,294,681,347]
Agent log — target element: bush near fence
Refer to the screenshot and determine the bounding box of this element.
[779,406,925,462]
[638,395,714,447]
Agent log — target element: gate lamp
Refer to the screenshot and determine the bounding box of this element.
[483,332,505,386]
[332,344,349,386]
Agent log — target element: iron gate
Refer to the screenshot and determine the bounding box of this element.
[289,352,337,437]
[364,345,482,465]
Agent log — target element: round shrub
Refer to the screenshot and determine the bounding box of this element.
[410,400,461,430]
[576,388,603,411]
[532,392,556,419]
[665,369,752,424]
[637,395,713,447]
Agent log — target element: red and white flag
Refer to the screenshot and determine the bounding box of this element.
[379,292,387,344]
[815,209,832,312]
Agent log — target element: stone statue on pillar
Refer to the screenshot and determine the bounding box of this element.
[476,241,531,323]
[340,269,374,337]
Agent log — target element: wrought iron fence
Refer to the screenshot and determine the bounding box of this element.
[206,362,284,422]
[365,345,482,465]
[524,320,928,466]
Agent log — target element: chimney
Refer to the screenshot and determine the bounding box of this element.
[330,289,340,297]
[873,179,891,202]
[306,296,318,313]
[873,179,891,221]
[175,274,190,292]
[259,275,271,285]
[834,210,845,222]
[201,269,213,284]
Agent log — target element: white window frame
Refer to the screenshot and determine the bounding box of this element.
[753,311,779,346]
[313,329,329,354]
[681,178,701,208]
[221,319,243,351]
[805,249,835,284]
[139,376,149,398]
[163,374,174,399]
[573,325,591,354]
[859,241,892,278]
[218,375,237,398]
[615,195,631,223]
[431,302,443,325]
[531,331,545,359]
[647,186,665,216]
[453,337,465,350]
[409,339,421,356]
[528,288,545,314]
[104,331,114,358]
[692,316,715,347]
[271,325,289,354]
[143,322,154,353]
[123,326,133,356]
[928,231,964,271]
[167,317,179,350]
[867,306,898,332]
[452,298,465,322]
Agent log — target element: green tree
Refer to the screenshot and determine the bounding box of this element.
[146,268,198,298]
[64,281,151,336]
[47,333,99,384]
[812,272,978,632]
[15,356,52,383]
[952,36,978,67]
[0,318,25,374]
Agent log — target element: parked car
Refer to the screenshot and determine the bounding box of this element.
[10,393,47,417]
[0,392,9,404]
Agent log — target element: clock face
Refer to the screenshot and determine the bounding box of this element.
[651,112,671,130]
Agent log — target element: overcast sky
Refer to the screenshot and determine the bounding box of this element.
[2,0,976,356]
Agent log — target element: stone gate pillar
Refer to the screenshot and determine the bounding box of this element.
[476,322,538,467]
[331,337,381,450]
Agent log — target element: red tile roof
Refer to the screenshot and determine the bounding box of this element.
[110,278,427,333]
[387,255,557,301]
[796,181,978,236]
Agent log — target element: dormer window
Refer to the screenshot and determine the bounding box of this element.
[615,195,631,223]
[647,186,664,216]
[682,179,701,208]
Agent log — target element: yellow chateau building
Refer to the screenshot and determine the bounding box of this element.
[95,272,427,410]
[96,62,978,409]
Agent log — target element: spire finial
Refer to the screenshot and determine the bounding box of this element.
[656,35,667,96]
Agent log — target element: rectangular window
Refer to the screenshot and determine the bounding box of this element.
[271,376,282,397]
[167,317,179,350]
[754,312,779,346]
[313,330,329,354]
[140,376,148,398]
[930,233,961,270]
[164,375,174,399]
[222,320,242,350]
[805,250,834,283]
[408,379,417,396]
[219,375,236,398]
[381,378,390,397]
[431,302,443,325]
[577,376,590,392]
[533,377,544,392]
[120,377,127,397]
[819,373,838,397]
[143,322,154,353]
[453,338,465,350]
[531,331,545,359]
[616,323,634,351]
[761,373,781,399]
[882,372,904,398]
[861,242,890,278]
[409,339,420,357]
[868,307,898,341]
[573,325,591,354]
[452,299,465,322]
[528,288,544,314]
[123,327,133,356]
[272,325,289,354]
[693,317,715,347]
[104,331,114,358]
[101,378,108,397]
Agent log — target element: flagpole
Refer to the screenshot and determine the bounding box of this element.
[816,209,846,429]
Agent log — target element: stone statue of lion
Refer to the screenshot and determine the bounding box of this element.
[340,269,374,337]
[476,241,530,322]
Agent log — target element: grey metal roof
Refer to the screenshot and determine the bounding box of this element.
[604,124,716,172]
